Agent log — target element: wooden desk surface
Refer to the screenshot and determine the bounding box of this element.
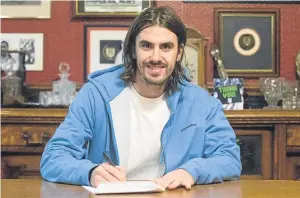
[1,179,300,198]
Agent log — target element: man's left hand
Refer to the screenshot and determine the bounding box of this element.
[153,169,195,190]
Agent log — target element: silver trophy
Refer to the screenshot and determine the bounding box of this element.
[210,45,228,80]
[210,45,244,110]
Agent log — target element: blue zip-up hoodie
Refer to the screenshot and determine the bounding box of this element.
[40,65,241,186]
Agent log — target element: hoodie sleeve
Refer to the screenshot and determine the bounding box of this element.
[179,99,242,184]
[40,83,99,186]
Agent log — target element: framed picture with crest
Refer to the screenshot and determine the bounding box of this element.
[84,24,129,80]
[214,8,279,78]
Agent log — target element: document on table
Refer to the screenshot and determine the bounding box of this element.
[82,181,165,194]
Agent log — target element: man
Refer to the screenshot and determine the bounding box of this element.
[40,6,241,190]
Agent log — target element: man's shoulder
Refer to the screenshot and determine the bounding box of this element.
[182,83,210,97]
[87,65,125,82]
[181,83,220,106]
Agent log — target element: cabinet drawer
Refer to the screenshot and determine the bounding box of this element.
[1,124,58,146]
[2,155,42,179]
[287,125,300,146]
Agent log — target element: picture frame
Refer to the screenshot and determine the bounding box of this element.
[183,0,300,3]
[84,24,129,80]
[182,27,209,88]
[1,33,44,71]
[73,0,153,18]
[214,8,279,78]
[1,1,51,19]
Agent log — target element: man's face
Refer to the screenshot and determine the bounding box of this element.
[135,26,183,87]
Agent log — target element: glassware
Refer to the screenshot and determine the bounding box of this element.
[39,62,76,106]
[39,91,53,106]
[259,77,283,109]
[282,80,299,98]
[282,96,300,110]
[1,61,22,104]
[52,62,76,95]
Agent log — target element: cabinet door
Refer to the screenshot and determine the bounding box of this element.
[235,129,272,180]
[286,157,300,180]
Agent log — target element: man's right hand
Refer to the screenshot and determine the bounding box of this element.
[90,162,126,187]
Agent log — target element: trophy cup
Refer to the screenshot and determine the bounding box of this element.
[210,45,244,110]
[210,45,228,80]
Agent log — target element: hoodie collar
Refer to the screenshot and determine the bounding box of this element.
[87,65,185,113]
[88,65,126,103]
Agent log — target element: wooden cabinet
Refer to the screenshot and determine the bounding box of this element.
[226,110,300,180]
[1,108,300,180]
[1,108,65,179]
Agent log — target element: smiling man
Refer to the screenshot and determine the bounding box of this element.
[40,6,241,190]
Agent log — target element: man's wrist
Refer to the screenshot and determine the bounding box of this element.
[88,165,99,186]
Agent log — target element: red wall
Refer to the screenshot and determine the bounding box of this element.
[2,1,300,85]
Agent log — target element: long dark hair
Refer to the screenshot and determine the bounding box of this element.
[119,6,189,95]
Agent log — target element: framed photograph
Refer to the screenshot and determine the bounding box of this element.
[182,28,209,87]
[1,1,51,19]
[73,0,153,18]
[1,33,44,71]
[182,44,200,85]
[1,50,25,74]
[84,24,129,79]
[184,0,299,3]
[214,8,279,78]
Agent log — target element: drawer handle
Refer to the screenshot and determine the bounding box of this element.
[42,132,50,142]
[22,132,50,146]
[22,132,31,142]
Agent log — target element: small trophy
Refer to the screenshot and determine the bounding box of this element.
[210,45,244,110]
[210,45,228,80]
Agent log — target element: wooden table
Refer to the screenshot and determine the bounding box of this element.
[1,179,300,198]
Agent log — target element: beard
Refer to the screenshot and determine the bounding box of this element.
[143,75,168,86]
[140,60,171,87]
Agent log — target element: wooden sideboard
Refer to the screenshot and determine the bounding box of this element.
[1,108,300,180]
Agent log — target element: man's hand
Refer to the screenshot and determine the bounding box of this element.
[153,169,195,190]
[90,162,126,187]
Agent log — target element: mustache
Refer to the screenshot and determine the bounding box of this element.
[145,61,167,67]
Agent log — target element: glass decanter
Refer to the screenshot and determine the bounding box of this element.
[52,62,76,105]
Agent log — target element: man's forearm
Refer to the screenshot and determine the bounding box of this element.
[179,154,241,184]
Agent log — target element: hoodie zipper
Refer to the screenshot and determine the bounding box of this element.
[105,102,120,165]
[160,113,174,174]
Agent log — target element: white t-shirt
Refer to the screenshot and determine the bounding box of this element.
[110,84,170,180]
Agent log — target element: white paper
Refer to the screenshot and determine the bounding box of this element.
[82,181,165,194]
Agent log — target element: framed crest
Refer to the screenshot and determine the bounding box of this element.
[84,24,129,80]
[214,8,279,78]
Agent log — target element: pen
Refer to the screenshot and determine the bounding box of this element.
[102,152,116,167]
